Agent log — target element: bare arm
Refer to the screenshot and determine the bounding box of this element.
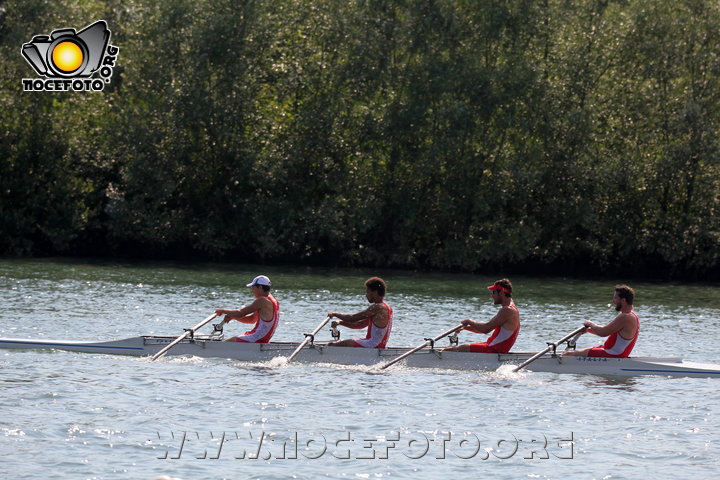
[462,307,514,334]
[584,314,632,337]
[329,303,386,329]
[216,298,269,324]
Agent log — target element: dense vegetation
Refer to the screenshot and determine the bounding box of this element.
[1,0,719,279]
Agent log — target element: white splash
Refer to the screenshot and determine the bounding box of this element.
[263,356,289,368]
[492,364,528,380]
[158,355,207,365]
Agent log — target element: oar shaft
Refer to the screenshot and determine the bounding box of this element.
[380,324,463,370]
[513,346,553,372]
[513,325,587,372]
[287,316,331,362]
[554,325,589,348]
[151,313,218,361]
[380,344,427,370]
[433,324,465,342]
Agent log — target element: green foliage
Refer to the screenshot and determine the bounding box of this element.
[1,0,719,278]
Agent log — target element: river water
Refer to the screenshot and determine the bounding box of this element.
[1,259,718,479]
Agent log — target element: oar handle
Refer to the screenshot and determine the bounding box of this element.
[151,313,219,361]
[555,325,589,347]
[309,315,333,337]
[380,324,464,370]
[287,316,332,363]
[513,325,587,372]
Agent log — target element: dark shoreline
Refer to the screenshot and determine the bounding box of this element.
[3,253,718,285]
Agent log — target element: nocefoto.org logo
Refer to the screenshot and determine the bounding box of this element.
[21,20,119,92]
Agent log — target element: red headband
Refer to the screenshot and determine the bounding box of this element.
[487,284,511,295]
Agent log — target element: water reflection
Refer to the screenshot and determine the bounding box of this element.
[580,375,640,391]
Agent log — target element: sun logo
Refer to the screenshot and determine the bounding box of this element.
[52,41,85,73]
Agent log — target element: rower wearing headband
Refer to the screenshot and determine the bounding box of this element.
[444,278,520,353]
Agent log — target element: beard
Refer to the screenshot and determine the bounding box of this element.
[615,303,622,312]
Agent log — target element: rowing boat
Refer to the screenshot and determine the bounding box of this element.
[1,335,719,378]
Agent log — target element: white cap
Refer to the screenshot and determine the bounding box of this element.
[246,275,271,287]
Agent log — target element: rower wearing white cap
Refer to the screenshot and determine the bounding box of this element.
[215,275,280,343]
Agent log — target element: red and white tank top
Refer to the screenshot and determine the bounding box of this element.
[354,301,393,348]
[487,303,520,353]
[235,295,279,343]
[601,311,639,357]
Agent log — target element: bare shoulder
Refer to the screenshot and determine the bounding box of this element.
[495,303,520,330]
[499,303,520,318]
[367,302,387,316]
[252,296,273,309]
[616,311,637,325]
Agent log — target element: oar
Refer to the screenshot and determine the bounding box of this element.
[380,324,464,370]
[513,325,588,372]
[151,313,219,361]
[286,316,332,363]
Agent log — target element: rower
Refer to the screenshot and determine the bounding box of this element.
[563,285,639,358]
[443,278,520,353]
[327,277,393,348]
[215,275,280,343]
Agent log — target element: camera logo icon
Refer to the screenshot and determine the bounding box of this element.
[21,20,119,92]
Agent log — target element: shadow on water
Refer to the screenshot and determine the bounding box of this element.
[578,375,640,391]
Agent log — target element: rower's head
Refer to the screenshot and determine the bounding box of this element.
[247,275,272,296]
[613,284,634,311]
[487,278,512,304]
[365,277,386,302]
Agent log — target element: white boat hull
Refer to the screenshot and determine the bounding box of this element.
[1,336,719,378]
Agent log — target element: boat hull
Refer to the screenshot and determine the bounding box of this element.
[1,336,719,378]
